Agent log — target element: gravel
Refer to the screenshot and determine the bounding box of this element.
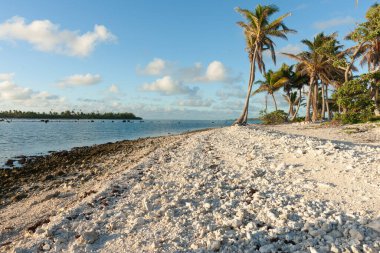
[1,125,379,252]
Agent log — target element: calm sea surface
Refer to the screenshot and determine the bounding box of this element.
[0,119,258,166]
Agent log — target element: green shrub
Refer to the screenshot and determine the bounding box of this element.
[334,110,373,124]
[369,116,380,122]
[333,79,374,124]
[259,110,288,125]
[291,116,305,122]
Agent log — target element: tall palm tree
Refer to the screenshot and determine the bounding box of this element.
[233,4,295,125]
[282,33,344,122]
[253,70,289,111]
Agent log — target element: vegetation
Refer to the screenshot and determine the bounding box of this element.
[233,4,295,125]
[259,110,288,125]
[235,3,380,124]
[333,79,374,124]
[254,69,289,111]
[0,110,142,120]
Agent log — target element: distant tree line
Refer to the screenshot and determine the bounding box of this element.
[0,110,142,120]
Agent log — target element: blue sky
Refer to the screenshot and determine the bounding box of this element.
[0,0,377,119]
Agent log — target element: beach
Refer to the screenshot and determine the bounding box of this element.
[1,124,379,253]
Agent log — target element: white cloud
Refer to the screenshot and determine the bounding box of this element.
[58,73,102,88]
[313,16,355,30]
[108,84,119,93]
[189,61,236,83]
[279,44,303,56]
[141,75,198,95]
[177,98,213,107]
[0,16,116,57]
[138,58,167,76]
[138,59,240,84]
[264,43,304,62]
[0,73,64,109]
[0,72,15,81]
[203,61,227,82]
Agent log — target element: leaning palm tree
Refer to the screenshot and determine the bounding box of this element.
[282,33,344,122]
[253,70,289,111]
[233,4,295,125]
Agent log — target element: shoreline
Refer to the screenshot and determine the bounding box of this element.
[0,127,213,205]
[1,123,220,168]
[1,124,379,252]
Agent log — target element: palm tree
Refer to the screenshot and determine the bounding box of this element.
[253,70,289,111]
[233,4,295,125]
[347,3,380,115]
[282,33,344,122]
[282,91,301,118]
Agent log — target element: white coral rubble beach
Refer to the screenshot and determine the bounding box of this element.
[2,125,380,253]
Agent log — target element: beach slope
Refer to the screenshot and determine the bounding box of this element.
[1,125,379,252]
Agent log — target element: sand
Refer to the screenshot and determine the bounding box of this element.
[0,123,379,252]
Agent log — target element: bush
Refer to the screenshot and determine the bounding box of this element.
[333,79,374,124]
[333,110,373,124]
[259,110,288,125]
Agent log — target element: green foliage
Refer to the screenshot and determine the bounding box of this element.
[369,116,380,122]
[333,79,374,124]
[259,110,288,125]
[291,116,305,122]
[0,110,142,120]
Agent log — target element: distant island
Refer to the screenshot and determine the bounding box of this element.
[0,110,142,120]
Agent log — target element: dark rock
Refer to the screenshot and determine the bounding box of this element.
[5,159,14,167]
[27,218,50,233]
[44,175,54,181]
[12,192,28,202]
[19,157,27,164]
[56,170,66,177]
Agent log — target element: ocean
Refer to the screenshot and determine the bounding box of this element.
[0,119,259,167]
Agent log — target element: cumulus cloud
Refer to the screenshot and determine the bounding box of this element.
[0,73,64,108]
[138,58,167,76]
[177,98,214,107]
[141,75,198,95]
[0,16,116,57]
[194,61,228,82]
[313,16,355,30]
[108,84,119,93]
[182,61,239,84]
[58,73,102,88]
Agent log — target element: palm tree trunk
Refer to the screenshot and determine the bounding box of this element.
[312,81,319,122]
[233,50,257,125]
[271,93,278,111]
[305,77,314,122]
[374,86,380,116]
[265,95,268,113]
[291,89,302,121]
[289,101,294,117]
[321,82,326,120]
[325,83,331,120]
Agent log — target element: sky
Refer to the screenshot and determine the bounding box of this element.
[0,0,377,120]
